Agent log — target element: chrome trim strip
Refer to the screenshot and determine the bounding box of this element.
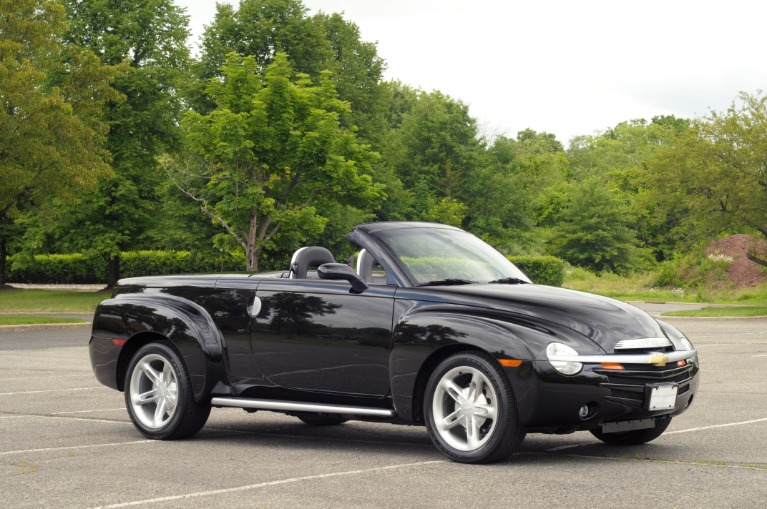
[210,397,396,417]
[614,337,672,350]
[548,349,697,366]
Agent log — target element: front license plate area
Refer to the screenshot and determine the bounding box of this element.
[647,384,678,411]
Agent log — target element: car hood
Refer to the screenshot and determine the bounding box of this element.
[420,284,665,352]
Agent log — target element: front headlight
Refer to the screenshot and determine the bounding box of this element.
[679,335,694,351]
[546,342,583,375]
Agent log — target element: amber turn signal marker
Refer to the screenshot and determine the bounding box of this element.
[600,362,623,370]
[498,359,522,367]
[677,360,687,367]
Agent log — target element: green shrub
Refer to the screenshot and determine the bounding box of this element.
[508,255,566,286]
[8,251,246,284]
[8,253,105,284]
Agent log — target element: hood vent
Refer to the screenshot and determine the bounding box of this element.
[614,337,673,351]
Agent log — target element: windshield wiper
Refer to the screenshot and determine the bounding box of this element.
[418,278,477,287]
[488,277,529,285]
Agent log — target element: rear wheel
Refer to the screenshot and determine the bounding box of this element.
[295,413,349,426]
[590,416,673,445]
[424,352,525,464]
[124,342,210,440]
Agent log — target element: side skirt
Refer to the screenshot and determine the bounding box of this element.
[210,397,396,418]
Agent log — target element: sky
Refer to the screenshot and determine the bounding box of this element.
[176,0,767,144]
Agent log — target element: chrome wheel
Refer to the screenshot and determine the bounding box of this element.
[124,342,210,440]
[424,352,525,463]
[432,366,498,451]
[129,353,178,430]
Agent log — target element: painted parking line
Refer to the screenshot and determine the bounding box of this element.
[0,374,90,381]
[49,407,125,415]
[90,460,445,509]
[0,439,155,457]
[544,417,767,452]
[665,417,767,434]
[0,386,106,396]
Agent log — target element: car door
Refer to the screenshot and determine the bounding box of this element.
[250,279,395,396]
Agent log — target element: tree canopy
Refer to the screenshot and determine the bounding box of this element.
[0,0,122,284]
[165,53,384,271]
[5,0,767,285]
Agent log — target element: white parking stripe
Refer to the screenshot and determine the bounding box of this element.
[90,460,445,509]
[0,386,105,396]
[0,374,89,381]
[544,417,767,451]
[0,440,154,457]
[49,407,125,415]
[666,417,767,434]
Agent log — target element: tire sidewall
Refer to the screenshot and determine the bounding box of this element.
[424,352,520,463]
[124,342,191,440]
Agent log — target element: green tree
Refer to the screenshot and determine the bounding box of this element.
[53,0,191,286]
[566,117,690,260]
[381,88,484,225]
[0,0,121,285]
[165,53,384,271]
[196,0,386,139]
[650,92,767,266]
[471,130,568,251]
[547,177,649,274]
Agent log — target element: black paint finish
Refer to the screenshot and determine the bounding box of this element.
[89,222,700,433]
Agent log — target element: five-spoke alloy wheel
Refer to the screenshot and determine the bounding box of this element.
[424,352,525,463]
[124,342,210,440]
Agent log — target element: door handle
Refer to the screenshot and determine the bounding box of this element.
[249,296,262,318]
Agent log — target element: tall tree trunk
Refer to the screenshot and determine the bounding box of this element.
[107,255,120,288]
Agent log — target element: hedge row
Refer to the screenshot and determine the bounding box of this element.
[508,255,566,286]
[8,251,565,287]
[8,251,246,284]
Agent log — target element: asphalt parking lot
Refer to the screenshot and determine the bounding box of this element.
[1,313,766,508]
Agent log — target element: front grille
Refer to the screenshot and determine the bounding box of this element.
[596,364,693,408]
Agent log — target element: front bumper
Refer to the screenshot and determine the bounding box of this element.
[505,352,700,433]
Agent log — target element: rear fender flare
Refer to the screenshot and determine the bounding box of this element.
[95,293,225,402]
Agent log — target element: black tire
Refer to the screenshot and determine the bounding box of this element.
[590,416,673,445]
[424,352,525,464]
[295,413,349,426]
[124,342,211,440]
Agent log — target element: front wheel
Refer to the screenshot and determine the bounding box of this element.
[124,342,210,440]
[590,416,673,445]
[424,352,525,464]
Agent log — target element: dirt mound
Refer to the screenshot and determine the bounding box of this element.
[706,234,767,287]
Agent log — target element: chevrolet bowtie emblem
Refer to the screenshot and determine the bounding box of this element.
[649,353,670,366]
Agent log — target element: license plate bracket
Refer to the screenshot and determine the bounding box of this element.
[647,384,677,411]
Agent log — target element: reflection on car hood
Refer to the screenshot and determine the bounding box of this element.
[423,284,664,351]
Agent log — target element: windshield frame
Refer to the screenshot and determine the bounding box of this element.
[366,225,531,287]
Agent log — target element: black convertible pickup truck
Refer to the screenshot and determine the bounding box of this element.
[89,222,699,463]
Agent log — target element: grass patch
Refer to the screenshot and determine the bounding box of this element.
[0,316,87,326]
[0,289,107,313]
[663,306,767,318]
[563,267,767,305]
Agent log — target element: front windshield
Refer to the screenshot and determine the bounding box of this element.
[372,227,531,286]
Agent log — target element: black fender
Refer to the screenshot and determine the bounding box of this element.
[91,293,226,403]
[389,304,540,422]
[389,301,604,423]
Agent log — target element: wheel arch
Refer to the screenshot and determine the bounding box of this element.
[390,310,536,422]
[116,331,175,392]
[93,293,227,403]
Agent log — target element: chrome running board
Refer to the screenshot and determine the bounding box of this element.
[210,397,395,418]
